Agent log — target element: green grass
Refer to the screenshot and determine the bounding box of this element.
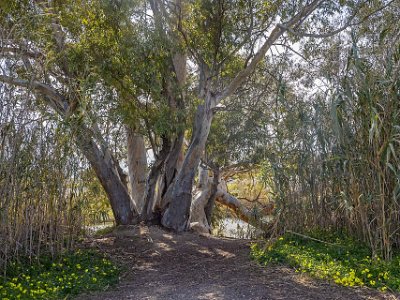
[0,249,120,299]
[251,231,400,293]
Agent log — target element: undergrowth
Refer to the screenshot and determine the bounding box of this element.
[251,231,400,293]
[0,249,120,299]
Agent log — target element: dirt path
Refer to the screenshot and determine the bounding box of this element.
[77,226,398,300]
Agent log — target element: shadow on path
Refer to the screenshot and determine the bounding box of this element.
[77,226,397,300]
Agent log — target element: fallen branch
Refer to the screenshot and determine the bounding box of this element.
[215,188,272,231]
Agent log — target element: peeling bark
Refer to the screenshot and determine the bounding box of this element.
[190,188,213,234]
[141,132,184,223]
[141,142,168,223]
[162,132,185,199]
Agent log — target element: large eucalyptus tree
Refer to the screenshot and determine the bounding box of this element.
[1,0,392,233]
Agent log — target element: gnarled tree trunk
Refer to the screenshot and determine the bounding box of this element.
[161,98,214,231]
[205,165,219,225]
[141,133,184,223]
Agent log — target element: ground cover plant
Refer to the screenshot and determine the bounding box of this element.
[251,231,400,293]
[0,250,120,299]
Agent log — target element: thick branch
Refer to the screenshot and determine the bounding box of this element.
[0,75,69,115]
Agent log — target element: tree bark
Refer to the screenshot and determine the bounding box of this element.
[161,100,214,231]
[141,164,162,223]
[205,166,219,225]
[126,126,147,213]
[189,165,212,234]
[75,125,138,225]
[163,132,184,192]
[141,144,168,223]
[141,133,184,223]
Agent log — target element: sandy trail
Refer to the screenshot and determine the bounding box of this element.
[77,226,398,300]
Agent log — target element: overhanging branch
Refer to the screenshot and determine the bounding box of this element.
[0,74,69,115]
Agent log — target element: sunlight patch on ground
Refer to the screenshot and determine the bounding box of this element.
[162,233,175,240]
[292,274,318,289]
[197,248,214,255]
[198,291,224,300]
[156,242,174,252]
[214,248,236,258]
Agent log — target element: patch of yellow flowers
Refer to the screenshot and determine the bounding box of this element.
[251,233,400,293]
[0,251,119,300]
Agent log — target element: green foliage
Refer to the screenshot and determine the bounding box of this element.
[211,203,230,235]
[252,14,400,259]
[0,250,120,299]
[251,232,400,292]
[79,169,113,225]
